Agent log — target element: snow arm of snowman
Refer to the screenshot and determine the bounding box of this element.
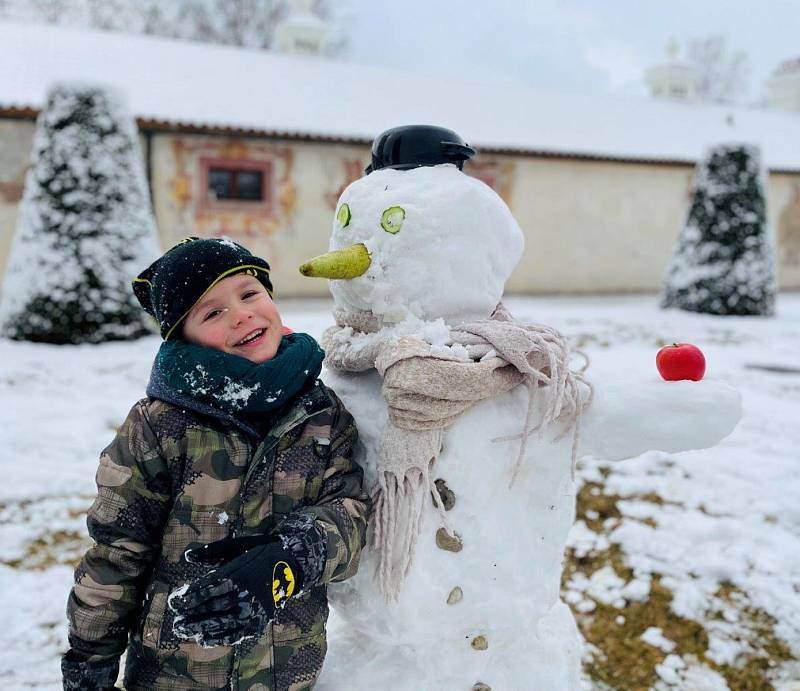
[576,379,742,461]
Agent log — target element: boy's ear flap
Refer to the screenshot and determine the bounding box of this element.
[132,265,157,316]
[132,237,200,315]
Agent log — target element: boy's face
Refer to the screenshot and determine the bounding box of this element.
[182,274,284,364]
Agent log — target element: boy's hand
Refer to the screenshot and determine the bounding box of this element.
[61,651,120,691]
[169,541,302,647]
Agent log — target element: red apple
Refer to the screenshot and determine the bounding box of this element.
[656,343,706,381]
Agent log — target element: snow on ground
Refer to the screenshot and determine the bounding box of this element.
[1,293,798,689]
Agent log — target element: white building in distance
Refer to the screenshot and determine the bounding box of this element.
[767,58,800,113]
[644,40,699,101]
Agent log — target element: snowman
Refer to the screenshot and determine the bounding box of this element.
[299,126,741,691]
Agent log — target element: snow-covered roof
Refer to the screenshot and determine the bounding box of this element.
[2,20,800,171]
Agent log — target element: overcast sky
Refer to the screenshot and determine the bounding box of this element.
[345,0,799,104]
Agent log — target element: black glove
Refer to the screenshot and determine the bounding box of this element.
[61,651,120,691]
[183,533,276,566]
[168,536,303,647]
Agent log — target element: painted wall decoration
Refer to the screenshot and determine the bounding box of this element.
[325,156,370,210]
[0,179,24,204]
[169,138,296,240]
[463,158,516,206]
[0,122,32,204]
[778,183,800,267]
[321,154,516,212]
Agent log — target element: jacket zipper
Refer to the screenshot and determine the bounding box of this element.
[229,401,327,689]
[240,407,315,496]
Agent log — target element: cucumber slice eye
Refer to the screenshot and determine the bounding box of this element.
[381,206,405,234]
[336,203,351,228]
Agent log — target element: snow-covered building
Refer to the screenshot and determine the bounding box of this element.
[767,57,800,113]
[274,0,329,56]
[0,20,799,295]
[644,40,699,101]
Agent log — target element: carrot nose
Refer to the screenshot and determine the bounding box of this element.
[298,243,371,280]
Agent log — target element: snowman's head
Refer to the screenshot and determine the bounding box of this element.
[300,164,524,324]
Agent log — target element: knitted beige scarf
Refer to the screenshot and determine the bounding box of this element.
[323,304,592,600]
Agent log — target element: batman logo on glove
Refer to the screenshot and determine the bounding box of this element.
[272,560,297,606]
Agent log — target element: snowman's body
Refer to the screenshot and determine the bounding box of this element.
[321,370,582,690]
[304,164,741,690]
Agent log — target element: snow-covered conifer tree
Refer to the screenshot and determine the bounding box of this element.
[662,143,776,316]
[0,83,161,343]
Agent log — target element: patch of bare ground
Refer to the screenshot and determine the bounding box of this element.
[3,529,87,570]
[564,477,795,690]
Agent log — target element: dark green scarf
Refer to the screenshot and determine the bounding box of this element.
[157,333,324,415]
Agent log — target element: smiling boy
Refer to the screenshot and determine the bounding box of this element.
[61,237,369,691]
[182,272,284,362]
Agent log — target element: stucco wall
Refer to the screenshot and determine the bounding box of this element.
[771,173,800,288]
[1,120,799,297]
[505,157,695,293]
[0,119,35,279]
[150,133,800,295]
[505,158,800,293]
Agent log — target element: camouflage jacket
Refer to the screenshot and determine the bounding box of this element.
[66,380,369,691]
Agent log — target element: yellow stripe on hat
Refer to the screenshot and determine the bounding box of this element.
[164,264,272,340]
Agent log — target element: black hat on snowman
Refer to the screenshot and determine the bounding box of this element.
[366,125,476,174]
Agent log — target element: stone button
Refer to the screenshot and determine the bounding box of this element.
[446,586,463,605]
[472,683,491,691]
[436,527,462,552]
[432,478,456,511]
[471,635,488,651]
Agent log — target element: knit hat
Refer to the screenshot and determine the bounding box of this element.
[133,236,273,340]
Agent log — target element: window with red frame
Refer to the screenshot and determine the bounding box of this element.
[207,167,264,201]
